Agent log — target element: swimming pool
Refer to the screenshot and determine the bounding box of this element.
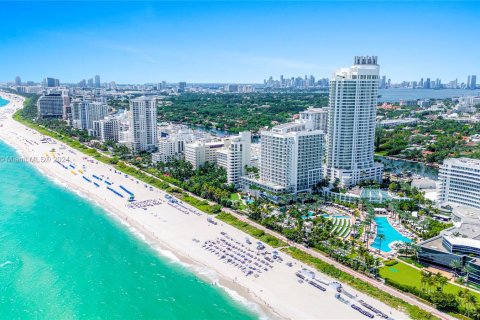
[371,216,411,252]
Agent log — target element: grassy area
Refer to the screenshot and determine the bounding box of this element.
[379,261,480,301]
[282,247,438,320]
[230,193,241,201]
[398,256,425,268]
[216,212,287,248]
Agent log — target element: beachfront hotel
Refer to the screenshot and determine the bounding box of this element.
[241,120,324,194]
[325,56,383,187]
[184,141,225,168]
[37,93,64,119]
[439,157,480,209]
[71,100,109,136]
[216,131,251,185]
[130,96,158,153]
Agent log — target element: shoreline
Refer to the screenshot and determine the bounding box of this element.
[0,91,408,319]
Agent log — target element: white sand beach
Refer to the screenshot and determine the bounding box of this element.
[0,92,408,320]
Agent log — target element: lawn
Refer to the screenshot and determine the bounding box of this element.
[379,261,480,300]
[230,193,241,201]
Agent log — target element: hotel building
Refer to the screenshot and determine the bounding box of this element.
[130,96,158,153]
[37,93,64,119]
[241,121,324,194]
[216,132,251,185]
[439,158,480,209]
[184,141,225,169]
[325,56,383,187]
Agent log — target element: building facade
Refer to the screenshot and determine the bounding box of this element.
[419,206,480,285]
[184,141,224,168]
[299,107,329,132]
[325,56,383,187]
[242,121,324,194]
[37,93,64,119]
[439,158,480,210]
[152,138,186,164]
[216,132,251,185]
[130,97,158,153]
[98,116,120,142]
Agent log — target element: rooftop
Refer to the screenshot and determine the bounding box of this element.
[443,157,480,168]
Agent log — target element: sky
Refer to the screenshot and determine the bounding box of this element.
[0,1,479,84]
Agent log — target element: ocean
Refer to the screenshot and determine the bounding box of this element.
[0,140,256,319]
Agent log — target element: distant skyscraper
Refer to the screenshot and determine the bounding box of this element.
[326,56,383,187]
[424,78,431,89]
[178,82,186,93]
[419,78,424,87]
[94,75,101,88]
[130,96,158,153]
[379,75,386,89]
[44,77,59,87]
[87,78,94,88]
[470,75,477,90]
[15,76,21,86]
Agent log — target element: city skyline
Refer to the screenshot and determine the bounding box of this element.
[1,1,479,83]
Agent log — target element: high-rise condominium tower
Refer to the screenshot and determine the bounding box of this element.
[130,96,158,153]
[326,56,383,187]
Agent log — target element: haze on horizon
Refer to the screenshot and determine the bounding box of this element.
[1,1,478,84]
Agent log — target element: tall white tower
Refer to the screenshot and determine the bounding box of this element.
[130,96,158,153]
[326,56,383,187]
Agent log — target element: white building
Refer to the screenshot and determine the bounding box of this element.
[71,100,108,135]
[37,93,64,119]
[185,141,224,168]
[299,107,329,132]
[152,138,186,163]
[242,121,324,194]
[97,116,120,142]
[130,96,158,153]
[439,158,480,209]
[325,56,383,187]
[86,102,108,135]
[216,132,251,185]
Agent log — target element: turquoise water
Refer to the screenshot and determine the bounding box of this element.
[0,97,9,107]
[371,217,411,252]
[0,141,256,319]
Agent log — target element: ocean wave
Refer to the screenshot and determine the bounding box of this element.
[216,282,268,320]
[0,260,13,267]
[154,247,186,266]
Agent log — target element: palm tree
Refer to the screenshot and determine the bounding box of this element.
[434,272,447,292]
[466,293,477,318]
[421,270,432,292]
[463,264,476,283]
[450,260,462,279]
[437,275,448,292]
[377,234,386,253]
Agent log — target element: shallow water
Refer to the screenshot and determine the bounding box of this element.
[0,140,256,319]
